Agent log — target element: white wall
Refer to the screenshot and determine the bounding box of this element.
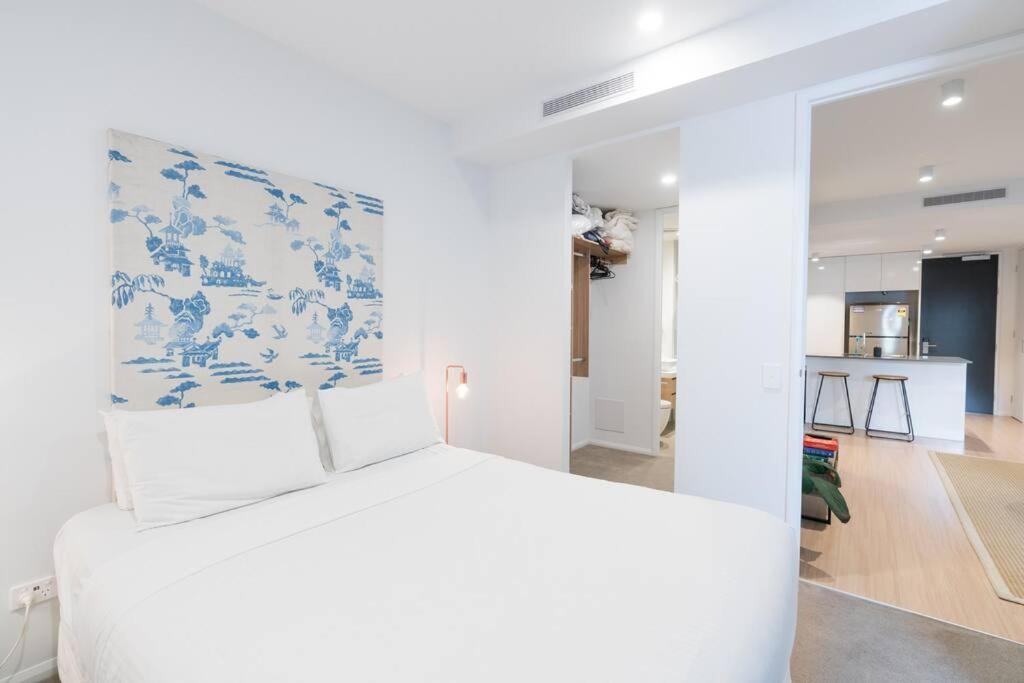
[661,231,679,361]
[995,248,1019,417]
[676,94,803,526]
[806,257,846,356]
[1017,247,1024,422]
[485,155,572,470]
[0,0,492,676]
[588,210,659,454]
[571,377,591,449]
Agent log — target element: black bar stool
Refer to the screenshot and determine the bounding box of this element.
[811,371,855,435]
[865,374,914,442]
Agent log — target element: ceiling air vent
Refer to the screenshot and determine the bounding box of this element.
[923,188,1006,207]
[542,73,634,118]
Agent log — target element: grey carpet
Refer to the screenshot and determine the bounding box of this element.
[793,581,1024,682]
[570,442,674,492]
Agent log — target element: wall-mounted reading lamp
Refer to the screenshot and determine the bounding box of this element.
[444,364,469,444]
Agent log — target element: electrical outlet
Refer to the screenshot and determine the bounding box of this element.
[9,576,57,611]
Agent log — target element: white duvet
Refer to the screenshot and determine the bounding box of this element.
[55,445,797,682]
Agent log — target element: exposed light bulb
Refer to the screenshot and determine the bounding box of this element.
[918,165,935,183]
[456,382,469,399]
[637,10,663,32]
[941,78,964,108]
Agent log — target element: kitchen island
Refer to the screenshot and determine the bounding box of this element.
[805,354,970,441]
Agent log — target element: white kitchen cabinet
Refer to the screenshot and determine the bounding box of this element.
[806,257,846,356]
[881,251,922,291]
[844,254,883,292]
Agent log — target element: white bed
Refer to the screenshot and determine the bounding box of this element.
[55,444,797,682]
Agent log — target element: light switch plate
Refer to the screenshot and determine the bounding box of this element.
[762,363,783,391]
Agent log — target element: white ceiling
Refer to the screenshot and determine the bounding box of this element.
[810,52,1024,256]
[194,0,783,123]
[812,51,1024,204]
[572,128,679,211]
[811,193,1024,256]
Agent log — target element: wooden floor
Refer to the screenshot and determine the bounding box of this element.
[801,414,1024,643]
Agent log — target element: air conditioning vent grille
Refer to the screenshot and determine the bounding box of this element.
[923,188,1006,207]
[542,73,634,117]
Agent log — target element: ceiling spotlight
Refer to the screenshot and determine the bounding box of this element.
[922,246,934,255]
[817,265,825,271]
[934,228,947,242]
[941,78,965,107]
[919,165,935,183]
[913,266,920,272]
[637,10,663,31]
[660,172,677,185]
[810,253,820,262]
[916,259,922,264]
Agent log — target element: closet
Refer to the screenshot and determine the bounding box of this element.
[571,236,628,378]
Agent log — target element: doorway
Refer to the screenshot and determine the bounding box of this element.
[567,128,679,492]
[921,255,999,413]
[800,50,1024,644]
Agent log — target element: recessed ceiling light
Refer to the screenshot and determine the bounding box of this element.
[934,228,947,242]
[941,78,964,108]
[817,265,825,270]
[916,259,922,264]
[913,266,920,272]
[922,247,934,255]
[660,173,677,185]
[810,253,820,262]
[637,10,663,32]
[919,165,935,183]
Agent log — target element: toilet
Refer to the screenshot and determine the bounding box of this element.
[658,399,673,435]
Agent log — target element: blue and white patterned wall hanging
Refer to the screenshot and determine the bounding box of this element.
[108,130,383,409]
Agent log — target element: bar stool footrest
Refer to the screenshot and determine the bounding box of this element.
[865,428,914,442]
[810,421,855,436]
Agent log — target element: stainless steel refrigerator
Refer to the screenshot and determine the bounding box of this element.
[847,304,912,356]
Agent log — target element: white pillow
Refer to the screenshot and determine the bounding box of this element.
[110,391,326,530]
[100,411,134,510]
[318,373,441,472]
[102,392,331,507]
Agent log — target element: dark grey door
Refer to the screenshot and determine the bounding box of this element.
[920,256,998,414]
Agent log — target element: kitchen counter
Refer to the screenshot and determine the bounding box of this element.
[806,355,967,441]
[808,354,971,364]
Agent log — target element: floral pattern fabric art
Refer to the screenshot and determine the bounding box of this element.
[108,130,383,409]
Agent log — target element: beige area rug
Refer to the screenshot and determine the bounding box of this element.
[931,452,1024,605]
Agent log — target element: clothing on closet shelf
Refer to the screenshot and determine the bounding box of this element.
[571,205,609,236]
[580,229,610,253]
[570,193,637,254]
[572,193,591,216]
[571,213,593,235]
[601,209,638,253]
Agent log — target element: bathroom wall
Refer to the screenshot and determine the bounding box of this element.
[661,212,679,361]
[588,210,659,454]
[571,377,591,449]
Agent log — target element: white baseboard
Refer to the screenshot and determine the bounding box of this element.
[587,438,656,456]
[571,439,591,451]
[0,656,57,683]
